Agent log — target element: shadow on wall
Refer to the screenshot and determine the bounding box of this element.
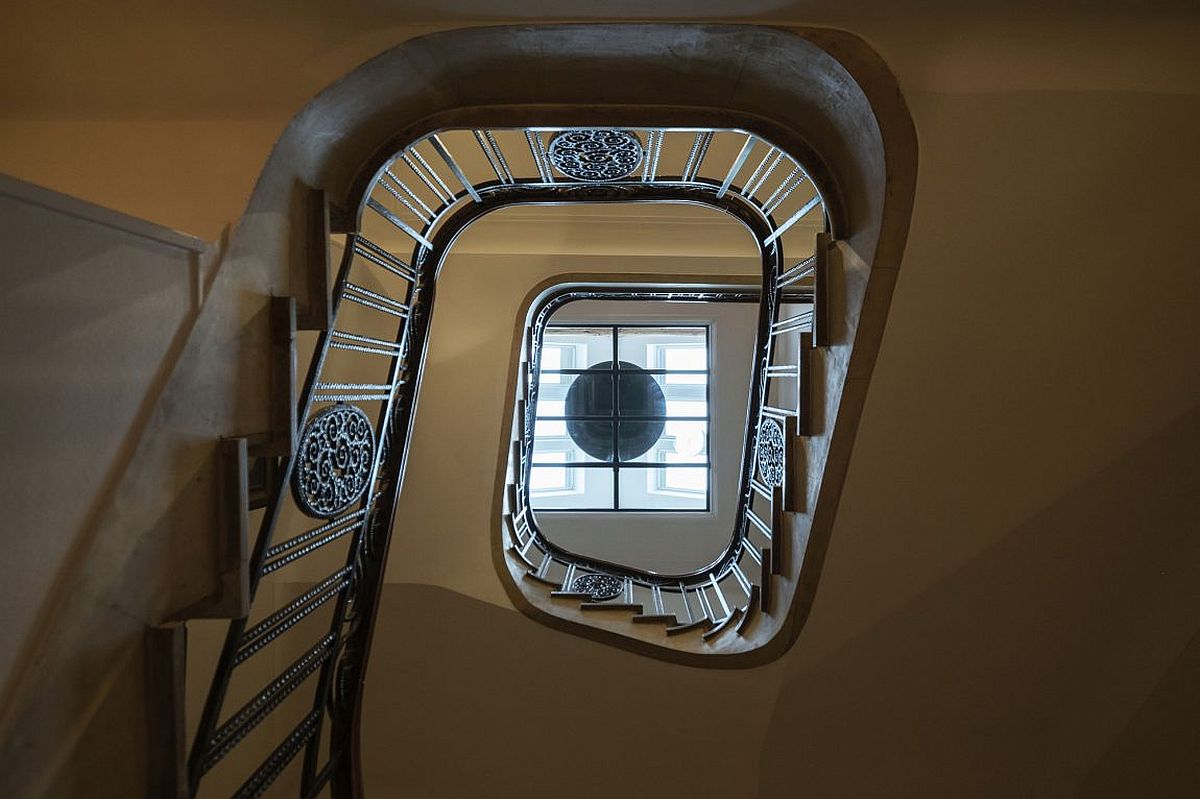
[1082,622,1200,797]
[361,582,785,799]
[757,403,1200,797]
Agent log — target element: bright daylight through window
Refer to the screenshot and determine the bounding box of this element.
[531,325,710,511]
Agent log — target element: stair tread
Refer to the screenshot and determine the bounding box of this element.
[580,602,642,612]
[702,608,744,640]
[666,618,714,636]
[632,613,678,625]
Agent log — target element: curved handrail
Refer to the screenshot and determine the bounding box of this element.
[188,126,828,798]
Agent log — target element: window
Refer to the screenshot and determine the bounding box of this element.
[530,325,709,511]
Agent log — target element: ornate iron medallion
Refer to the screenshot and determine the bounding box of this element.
[756,418,786,487]
[548,129,644,181]
[292,403,376,518]
[570,573,623,601]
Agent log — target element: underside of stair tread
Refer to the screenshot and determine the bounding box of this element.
[666,618,714,636]
[580,602,643,612]
[702,608,743,640]
[632,613,678,625]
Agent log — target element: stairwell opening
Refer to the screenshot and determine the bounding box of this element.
[180,23,916,798]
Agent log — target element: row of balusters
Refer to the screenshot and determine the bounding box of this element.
[190,126,827,797]
[503,235,829,643]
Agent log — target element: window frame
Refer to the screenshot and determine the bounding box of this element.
[530,322,712,513]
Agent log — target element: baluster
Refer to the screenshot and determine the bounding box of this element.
[353,237,418,283]
[715,134,756,199]
[696,585,715,622]
[429,134,482,202]
[329,329,403,359]
[382,169,435,220]
[709,574,732,619]
[761,165,803,215]
[365,197,433,249]
[763,195,823,246]
[525,130,554,182]
[401,147,454,205]
[681,131,713,182]
[377,172,432,225]
[743,149,784,200]
[730,562,753,601]
[679,582,694,624]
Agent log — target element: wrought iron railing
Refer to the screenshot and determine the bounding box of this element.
[189,127,829,797]
[502,132,830,646]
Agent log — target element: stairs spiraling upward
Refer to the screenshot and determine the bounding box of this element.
[187,126,834,796]
[504,233,835,649]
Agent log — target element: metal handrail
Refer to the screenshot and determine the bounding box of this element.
[188,126,828,798]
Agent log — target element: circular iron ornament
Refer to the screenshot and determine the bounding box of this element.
[570,574,623,601]
[548,129,645,182]
[292,403,376,518]
[757,418,786,488]
[564,361,666,461]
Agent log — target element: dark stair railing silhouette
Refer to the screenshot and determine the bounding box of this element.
[188,127,831,797]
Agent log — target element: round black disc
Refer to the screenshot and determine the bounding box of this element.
[564,361,666,461]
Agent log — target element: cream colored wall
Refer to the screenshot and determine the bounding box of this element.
[754,85,1200,797]
[1,4,1199,797]
[0,177,210,794]
[385,205,762,604]
[1,5,1197,241]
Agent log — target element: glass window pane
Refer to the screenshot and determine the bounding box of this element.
[663,466,707,492]
[664,345,706,371]
[534,419,567,437]
[623,421,707,464]
[531,466,614,510]
[534,421,612,463]
[617,326,705,369]
[618,467,707,510]
[655,372,707,413]
[530,321,710,512]
[535,398,565,418]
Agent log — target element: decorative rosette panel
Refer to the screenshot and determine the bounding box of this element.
[293,404,376,518]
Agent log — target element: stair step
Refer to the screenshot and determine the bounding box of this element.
[812,231,830,346]
[760,547,772,613]
[523,570,560,587]
[797,332,813,436]
[702,608,744,640]
[736,588,760,635]
[580,602,642,613]
[666,618,714,637]
[506,544,537,569]
[632,613,678,625]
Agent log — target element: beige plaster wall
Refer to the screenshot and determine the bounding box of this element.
[359,17,1200,799]
[0,176,209,760]
[384,212,762,603]
[1,4,1197,241]
[1,4,1199,797]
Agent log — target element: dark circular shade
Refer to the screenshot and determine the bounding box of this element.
[565,361,665,461]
